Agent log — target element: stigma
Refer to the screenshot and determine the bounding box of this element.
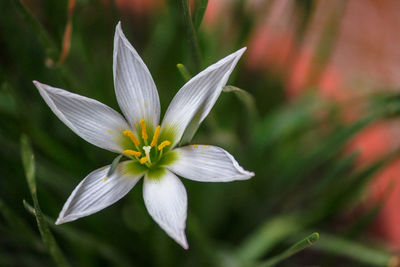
[143,146,152,164]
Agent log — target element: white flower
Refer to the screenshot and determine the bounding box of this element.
[33,22,254,249]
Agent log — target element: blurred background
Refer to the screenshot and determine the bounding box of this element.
[1,0,400,266]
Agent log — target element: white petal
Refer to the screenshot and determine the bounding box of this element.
[113,22,160,130]
[56,161,143,224]
[34,81,129,153]
[161,48,246,147]
[143,170,188,249]
[169,145,254,182]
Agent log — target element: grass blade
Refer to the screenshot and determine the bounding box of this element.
[179,0,202,71]
[13,0,58,60]
[23,200,132,267]
[0,198,43,250]
[20,135,70,267]
[193,0,209,30]
[234,214,303,262]
[260,232,319,267]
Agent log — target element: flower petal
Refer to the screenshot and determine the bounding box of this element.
[169,145,254,182]
[161,48,246,147]
[113,22,160,130]
[55,161,143,224]
[34,81,130,153]
[143,170,188,249]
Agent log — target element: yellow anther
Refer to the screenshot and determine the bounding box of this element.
[157,140,171,150]
[123,130,140,146]
[123,149,142,157]
[150,125,161,147]
[103,177,108,181]
[140,156,148,164]
[140,119,148,140]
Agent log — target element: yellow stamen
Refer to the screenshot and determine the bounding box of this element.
[123,130,140,146]
[123,149,142,157]
[150,125,161,147]
[140,156,148,164]
[157,140,171,150]
[103,177,108,181]
[140,119,148,140]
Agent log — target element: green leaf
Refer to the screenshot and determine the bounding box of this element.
[260,232,319,267]
[193,0,209,30]
[20,135,70,267]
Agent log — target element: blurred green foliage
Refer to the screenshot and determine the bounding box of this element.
[0,0,399,266]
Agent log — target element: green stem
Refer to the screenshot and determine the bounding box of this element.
[180,0,202,72]
[259,233,319,267]
[193,0,209,30]
[23,201,131,267]
[158,149,164,161]
[20,135,70,267]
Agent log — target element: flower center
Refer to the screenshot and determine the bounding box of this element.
[121,119,171,167]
